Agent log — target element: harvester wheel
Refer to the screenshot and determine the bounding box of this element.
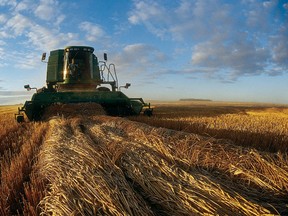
[144,109,153,117]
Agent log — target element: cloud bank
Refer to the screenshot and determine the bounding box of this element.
[128,0,288,81]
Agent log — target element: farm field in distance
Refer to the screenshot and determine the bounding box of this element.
[0,101,288,215]
[130,100,288,153]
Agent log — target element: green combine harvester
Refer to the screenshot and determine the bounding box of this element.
[15,46,153,122]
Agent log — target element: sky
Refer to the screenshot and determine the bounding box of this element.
[0,0,288,105]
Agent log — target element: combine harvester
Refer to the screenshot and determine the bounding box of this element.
[15,46,153,122]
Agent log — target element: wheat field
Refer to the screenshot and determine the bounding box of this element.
[0,102,287,215]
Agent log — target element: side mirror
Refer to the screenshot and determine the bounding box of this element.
[24,84,31,91]
[104,53,107,61]
[24,84,37,91]
[119,83,131,91]
[125,83,131,89]
[41,53,46,61]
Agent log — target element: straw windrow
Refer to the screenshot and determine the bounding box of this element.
[38,118,154,215]
[33,114,288,215]
[90,116,288,214]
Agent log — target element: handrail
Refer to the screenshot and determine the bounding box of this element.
[99,61,118,89]
[109,64,118,88]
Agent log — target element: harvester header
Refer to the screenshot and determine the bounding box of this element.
[15,46,153,122]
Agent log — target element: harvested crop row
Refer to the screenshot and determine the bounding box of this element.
[95,116,288,189]
[90,116,288,214]
[37,117,154,215]
[112,141,270,215]
[129,106,288,153]
[35,114,287,215]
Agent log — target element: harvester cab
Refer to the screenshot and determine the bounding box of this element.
[15,46,153,122]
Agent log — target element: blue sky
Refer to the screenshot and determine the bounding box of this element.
[0,0,288,104]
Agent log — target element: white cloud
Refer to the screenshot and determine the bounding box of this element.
[128,0,165,24]
[129,0,236,41]
[128,0,287,81]
[122,43,152,63]
[34,0,58,21]
[0,0,76,51]
[0,14,7,23]
[0,31,9,38]
[112,43,167,78]
[79,22,105,42]
[263,0,276,8]
[14,1,28,12]
[26,25,61,50]
[191,32,271,80]
[5,13,32,36]
[175,0,192,18]
[13,22,79,52]
[122,43,166,64]
[55,14,65,26]
[14,53,40,69]
[128,0,169,39]
[270,27,288,70]
[0,46,5,62]
[2,12,67,51]
[0,0,17,7]
[32,0,65,27]
[0,0,79,70]
[0,40,6,46]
